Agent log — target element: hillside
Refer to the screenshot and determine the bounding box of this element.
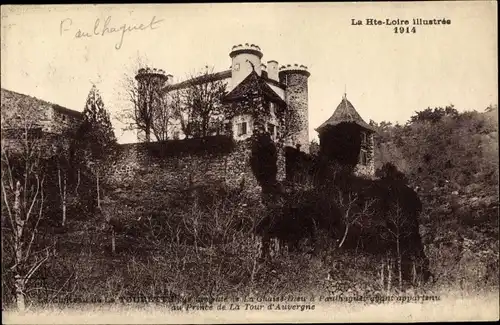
[373,105,499,292]
[1,105,498,310]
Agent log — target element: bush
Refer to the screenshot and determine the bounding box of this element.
[132,135,236,159]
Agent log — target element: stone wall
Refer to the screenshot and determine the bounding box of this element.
[354,133,376,178]
[275,143,286,182]
[284,145,315,185]
[51,109,82,135]
[111,139,286,198]
[1,88,82,136]
[280,71,310,153]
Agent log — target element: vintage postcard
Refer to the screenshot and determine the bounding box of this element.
[1,2,498,324]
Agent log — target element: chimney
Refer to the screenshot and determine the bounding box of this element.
[166,74,174,85]
[267,60,279,81]
[261,63,268,78]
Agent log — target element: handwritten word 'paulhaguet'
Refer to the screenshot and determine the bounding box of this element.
[60,16,164,50]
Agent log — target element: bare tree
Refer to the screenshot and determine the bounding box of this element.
[385,203,411,292]
[335,190,376,248]
[151,90,179,142]
[119,61,226,142]
[118,56,167,142]
[52,135,72,227]
[133,70,165,142]
[173,88,196,139]
[1,105,53,311]
[175,67,227,138]
[57,166,67,226]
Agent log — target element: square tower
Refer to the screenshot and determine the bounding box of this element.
[316,94,377,178]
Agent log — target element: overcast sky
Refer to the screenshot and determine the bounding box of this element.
[1,2,497,143]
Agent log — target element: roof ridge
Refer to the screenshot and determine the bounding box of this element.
[1,87,82,117]
[223,71,284,105]
[163,70,232,92]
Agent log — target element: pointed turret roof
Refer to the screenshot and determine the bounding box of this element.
[223,70,285,105]
[316,94,376,133]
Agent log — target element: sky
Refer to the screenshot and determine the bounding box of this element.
[1,2,497,144]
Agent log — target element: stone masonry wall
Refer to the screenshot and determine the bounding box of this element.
[111,140,286,198]
[354,133,376,178]
[51,110,82,135]
[282,73,310,153]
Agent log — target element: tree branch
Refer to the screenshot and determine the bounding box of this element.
[1,178,16,240]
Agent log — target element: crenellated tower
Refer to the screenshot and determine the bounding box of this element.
[134,67,169,142]
[229,43,263,91]
[279,64,311,153]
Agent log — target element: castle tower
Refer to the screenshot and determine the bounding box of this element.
[279,64,311,153]
[315,93,377,178]
[229,43,263,90]
[135,67,169,142]
[223,44,288,184]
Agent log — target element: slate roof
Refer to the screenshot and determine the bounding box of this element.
[316,95,376,133]
[163,70,232,92]
[223,70,285,105]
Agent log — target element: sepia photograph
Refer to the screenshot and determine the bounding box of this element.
[1,2,498,323]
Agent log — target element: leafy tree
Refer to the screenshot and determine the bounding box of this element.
[375,104,499,241]
[408,105,458,124]
[375,162,409,185]
[485,104,498,113]
[71,86,118,254]
[309,139,320,156]
[72,85,117,209]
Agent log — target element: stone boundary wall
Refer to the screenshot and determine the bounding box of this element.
[111,139,286,197]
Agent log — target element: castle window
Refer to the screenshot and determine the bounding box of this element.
[359,150,368,165]
[361,132,367,144]
[237,122,248,136]
[268,123,276,139]
[269,102,276,115]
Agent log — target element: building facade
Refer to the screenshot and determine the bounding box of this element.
[1,88,82,134]
[136,43,311,153]
[1,88,83,153]
[135,43,376,179]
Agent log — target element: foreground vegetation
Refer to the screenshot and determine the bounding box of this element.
[2,97,498,311]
